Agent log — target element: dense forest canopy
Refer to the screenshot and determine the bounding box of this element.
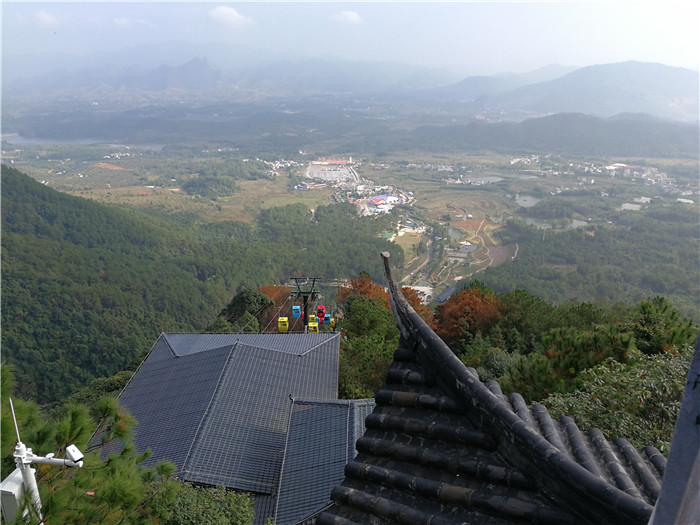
[2,48,698,525]
[2,160,697,455]
[403,113,699,158]
[473,203,699,320]
[1,166,402,402]
[338,275,696,452]
[3,156,695,525]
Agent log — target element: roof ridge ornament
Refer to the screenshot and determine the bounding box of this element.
[376,251,659,524]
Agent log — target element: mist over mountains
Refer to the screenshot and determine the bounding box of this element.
[482,61,698,121]
[3,42,698,160]
[4,39,698,123]
[3,43,458,100]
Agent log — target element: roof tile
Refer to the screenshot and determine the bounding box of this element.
[115,332,342,524]
[317,254,669,524]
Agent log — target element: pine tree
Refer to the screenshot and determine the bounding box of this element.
[629,296,698,355]
[1,365,179,524]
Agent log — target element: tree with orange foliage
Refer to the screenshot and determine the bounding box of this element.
[337,272,434,325]
[337,272,390,309]
[434,285,501,351]
[335,272,436,398]
[400,286,435,326]
[259,285,292,308]
[259,285,292,332]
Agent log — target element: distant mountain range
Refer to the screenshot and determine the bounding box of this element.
[402,61,698,122]
[395,64,579,103]
[3,54,457,101]
[483,61,698,121]
[3,42,698,123]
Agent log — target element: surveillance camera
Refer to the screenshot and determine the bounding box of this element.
[66,444,84,463]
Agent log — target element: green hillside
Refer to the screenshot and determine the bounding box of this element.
[472,204,700,321]
[1,166,402,402]
[406,113,699,158]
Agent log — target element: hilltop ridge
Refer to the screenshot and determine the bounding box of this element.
[4,58,697,122]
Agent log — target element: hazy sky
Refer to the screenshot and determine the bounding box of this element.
[3,1,699,76]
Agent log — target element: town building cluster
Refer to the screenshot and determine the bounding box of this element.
[350,187,413,215]
[301,157,415,215]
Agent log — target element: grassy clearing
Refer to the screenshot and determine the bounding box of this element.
[393,230,424,263]
[74,176,335,224]
[214,177,335,223]
[413,186,513,223]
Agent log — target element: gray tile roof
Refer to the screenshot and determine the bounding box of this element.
[275,399,375,525]
[316,253,670,524]
[181,341,340,492]
[118,339,232,469]
[117,332,342,524]
[159,332,337,357]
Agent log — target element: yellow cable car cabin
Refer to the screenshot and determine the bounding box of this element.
[278,317,289,332]
[308,321,319,333]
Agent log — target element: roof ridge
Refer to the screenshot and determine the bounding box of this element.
[380,252,655,523]
[161,333,179,357]
[272,393,296,522]
[298,332,342,356]
[290,398,375,408]
[181,342,238,475]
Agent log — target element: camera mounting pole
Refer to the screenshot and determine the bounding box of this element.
[1,398,84,523]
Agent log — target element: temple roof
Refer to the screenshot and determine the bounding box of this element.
[117,332,352,523]
[316,253,667,524]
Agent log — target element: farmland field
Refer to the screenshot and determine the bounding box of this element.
[77,176,335,224]
[5,140,698,298]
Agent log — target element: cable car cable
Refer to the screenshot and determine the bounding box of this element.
[235,292,289,334]
[263,293,295,333]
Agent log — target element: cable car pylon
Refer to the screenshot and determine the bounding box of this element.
[290,277,320,333]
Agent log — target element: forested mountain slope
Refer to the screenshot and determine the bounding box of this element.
[406,113,699,158]
[1,166,402,402]
[482,61,699,121]
[474,206,699,321]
